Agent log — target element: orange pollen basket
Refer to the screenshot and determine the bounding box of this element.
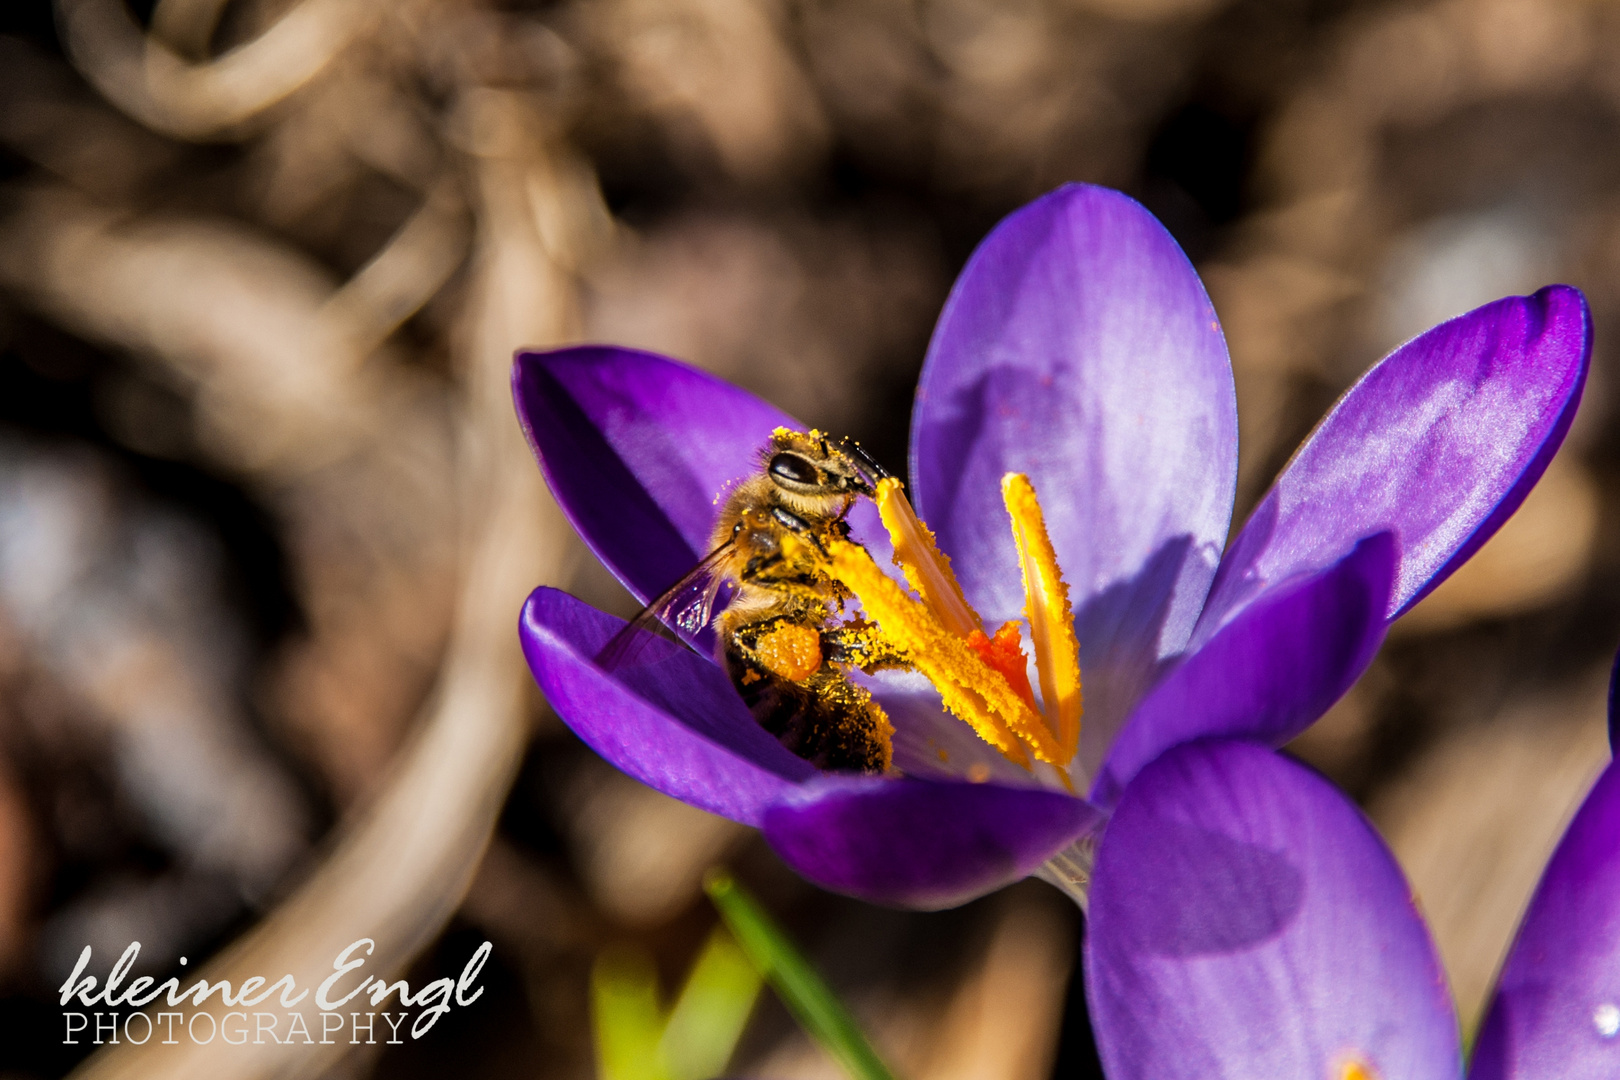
[754,622,823,683]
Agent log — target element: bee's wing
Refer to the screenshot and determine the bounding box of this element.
[594,541,735,671]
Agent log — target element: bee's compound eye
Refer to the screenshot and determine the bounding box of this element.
[768,452,820,487]
[772,507,810,532]
[732,520,745,536]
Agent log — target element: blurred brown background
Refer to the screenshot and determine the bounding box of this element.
[0,0,1618,1077]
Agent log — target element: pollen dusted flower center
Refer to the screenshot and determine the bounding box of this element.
[825,474,1082,781]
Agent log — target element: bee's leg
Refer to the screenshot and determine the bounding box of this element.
[723,616,785,679]
[724,621,820,759]
[823,619,910,673]
[725,622,890,775]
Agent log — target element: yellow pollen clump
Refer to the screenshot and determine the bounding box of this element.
[754,623,824,682]
[1002,473,1083,763]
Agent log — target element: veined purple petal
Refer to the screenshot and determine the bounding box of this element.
[762,774,1099,909]
[1200,286,1590,635]
[1472,760,1620,1080]
[1090,533,1395,809]
[1086,740,1459,1080]
[520,587,814,826]
[909,184,1238,775]
[513,346,796,605]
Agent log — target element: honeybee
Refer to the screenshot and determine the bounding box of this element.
[599,429,902,773]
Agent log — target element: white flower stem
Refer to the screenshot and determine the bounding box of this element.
[1036,837,1096,914]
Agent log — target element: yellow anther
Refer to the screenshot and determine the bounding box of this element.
[875,478,982,639]
[1337,1058,1378,1080]
[1002,473,1082,764]
[825,537,1070,768]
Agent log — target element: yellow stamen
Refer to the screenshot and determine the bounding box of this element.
[826,537,1070,767]
[875,478,982,638]
[1338,1058,1378,1080]
[1002,473,1082,764]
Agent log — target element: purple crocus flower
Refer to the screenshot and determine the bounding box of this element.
[513,183,1589,910]
[1087,689,1620,1080]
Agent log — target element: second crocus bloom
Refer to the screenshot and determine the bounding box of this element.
[1087,662,1620,1080]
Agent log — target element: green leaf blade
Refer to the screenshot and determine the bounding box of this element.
[592,947,671,1080]
[660,926,764,1080]
[704,870,898,1080]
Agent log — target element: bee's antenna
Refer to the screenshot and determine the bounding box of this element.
[839,436,893,486]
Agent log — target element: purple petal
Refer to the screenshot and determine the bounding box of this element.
[1090,533,1395,809]
[1200,286,1590,633]
[909,184,1238,773]
[762,775,1100,909]
[520,587,814,826]
[1471,760,1620,1080]
[513,345,796,605]
[1086,740,1459,1080]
